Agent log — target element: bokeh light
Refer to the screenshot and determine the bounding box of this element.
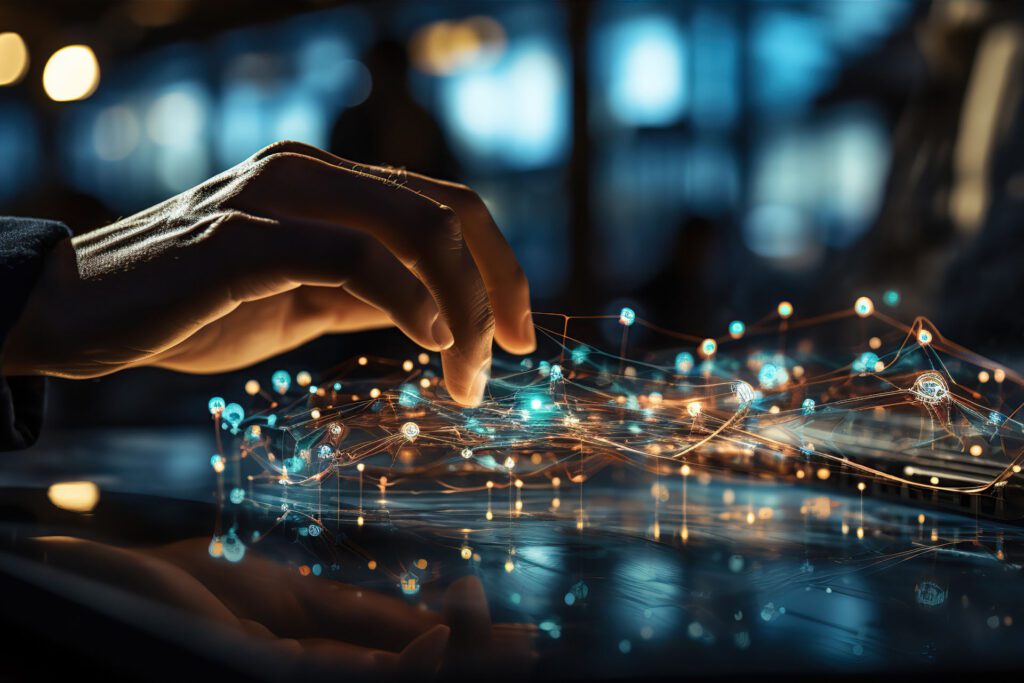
[0,32,30,86]
[43,44,101,102]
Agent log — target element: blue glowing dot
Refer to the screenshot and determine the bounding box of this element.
[729,320,745,338]
[675,352,695,374]
[619,307,636,326]
[333,382,343,391]
[312,563,322,576]
[222,403,245,429]
[531,397,543,410]
[550,364,563,381]
[210,454,224,469]
[398,383,421,407]
[284,456,305,473]
[222,530,246,563]
[852,351,880,374]
[229,487,245,504]
[308,524,321,537]
[271,370,291,394]
[883,290,900,307]
[802,398,816,414]
[207,396,226,415]
[619,639,632,654]
[734,381,756,405]
[571,345,591,365]
[564,592,576,606]
[989,411,1006,426]
[317,444,333,459]
[510,592,522,605]
[309,385,318,394]
[266,414,277,427]
[758,363,781,388]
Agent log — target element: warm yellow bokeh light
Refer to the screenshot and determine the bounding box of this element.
[0,33,30,86]
[43,44,100,101]
[47,481,100,512]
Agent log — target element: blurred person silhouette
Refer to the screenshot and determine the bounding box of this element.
[331,40,461,181]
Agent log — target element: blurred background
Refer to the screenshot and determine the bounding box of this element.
[1,0,1023,428]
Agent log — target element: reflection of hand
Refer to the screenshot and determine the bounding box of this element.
[5,141,535,406]
[33,536,536,679]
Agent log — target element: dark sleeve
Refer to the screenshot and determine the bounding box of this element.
[0,217,72,451]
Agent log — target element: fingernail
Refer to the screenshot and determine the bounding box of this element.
[520,313,536,348]
[431,317,455,350]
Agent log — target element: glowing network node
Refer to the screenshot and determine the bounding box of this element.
[244,379,260,396]
[911,371,949,404]
[619,307,636,326]
[401,422,420,441]
[733,381,756,405]
[271,370,291,394]
[571,345,590,365]
[700,338,717,357]
[777,301,793,319]
[461,447,473,459]
[207,396,226,415]
[229,487,245,504]
[883,289,900,307]
[317,444,334,459]
[854,297,874,318]
[802,398,816,414]
[550,364,563,382]
[758,363,782,389]
[917,329,933,345]
[400,573,420,595]
[504,456,516,470]
[729,320,745,339]
[852,351,880,374]
[296,371,312,387]
[675,352,695,373]
[686,402,702,417]
[222,403,245,433]
[307,524,321,537]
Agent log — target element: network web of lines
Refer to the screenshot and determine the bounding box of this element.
[203,294,1024,615]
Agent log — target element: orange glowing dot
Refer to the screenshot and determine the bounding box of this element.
[310,409,321,420]
[869,336,882,350]
[357,515,365,526]
[777,301,793,319]
[918,514,926,524]
[418,353,430,365]
[970,444,983,457]
[402,360,414,372]
[551,477,561,488]
[917,329,932,345]
[978,371,990,383]
[415,558,428,570]
[419,378,431,389]
[994,369,1006,383]
[795,469,805,479]
[357,356,368,366]
[296,371,312,386]
[854,296,874,318]
[367,560,377,570]
[681,464,691,476]
[816,468,830,481]
[245,379,260,395]
[369,388,381,399]
[299,565,311,576]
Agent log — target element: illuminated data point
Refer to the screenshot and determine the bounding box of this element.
[222,403,245,432]
[296,371,312,387]
[271,370,291,394]
[883,289,900,307]
[329,422,343,437]
[401,421,420,441]
[210,454,224,470]
[307,523,321,537]
[733,381,756,405]
[917,329,933,345]
[777,301,793,319]
[504,558,516,573]
[699,338,717,358]
[854,297,874,318]
[802,398,816,414]
[686,402,702,417]
[244,379,260,396]
[550,364,563,381]
[461,448,473,459]
[461,544,473,560]
[317,444,333,459]
[207,396,226,415]
[911,371,949,404]
[229,487,245,504]
[675,352,694,374]
[504,456,516,470]
[619,307,636,326]
[400,573,420,595]
[852,351,879,374]
[728,320,745,339]
[758,363,780,388]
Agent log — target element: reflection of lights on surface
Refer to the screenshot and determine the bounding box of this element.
[605,16,687,127]
[854,296,873,317]
[47,481,100,512]
[43,45,100,102]
[0,33,30,86]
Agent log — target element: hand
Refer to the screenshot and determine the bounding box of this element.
[32,536,537,679]
[3,141,535,406]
